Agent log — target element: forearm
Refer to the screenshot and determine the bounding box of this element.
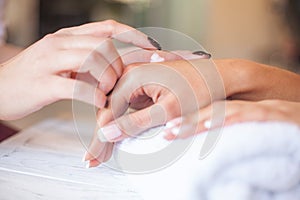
[215,59,300,101]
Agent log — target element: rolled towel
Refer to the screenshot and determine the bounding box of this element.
[112,122,300,200]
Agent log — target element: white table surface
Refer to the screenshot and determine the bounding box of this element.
[0,101,143,200]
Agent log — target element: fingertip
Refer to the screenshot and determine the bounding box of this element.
[94,89,107,108]
[82,152,87,162]
[83,151,95,161]
[87,159,101,168]
[165,117,182,128]
[163,133,176,141]
[85,161,91,169]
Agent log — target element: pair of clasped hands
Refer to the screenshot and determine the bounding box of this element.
[1,20,300,168]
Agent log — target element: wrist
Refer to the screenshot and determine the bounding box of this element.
[215,59,259,100]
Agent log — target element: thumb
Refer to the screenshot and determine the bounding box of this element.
[96,102,172,143]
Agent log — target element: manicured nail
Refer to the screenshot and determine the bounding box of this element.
[148,36,162,50]
[165,122,175,128]
[97,124,122,142]
[85,161,91,169]
[165,117,182,128]
[171,127,180,136]
[204,120,212,129]
[192,51,211,58]
[82,152,87,162]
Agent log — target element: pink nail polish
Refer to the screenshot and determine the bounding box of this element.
[97,124,122,142]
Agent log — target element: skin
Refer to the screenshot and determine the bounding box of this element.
[0,44,23,63]
[0,18,210,167]
[164,100,300,140]
[0,20,161,120]
[84,58,300,167]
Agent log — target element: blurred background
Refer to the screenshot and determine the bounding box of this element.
[1,0,299,129]
[4,0,299,69]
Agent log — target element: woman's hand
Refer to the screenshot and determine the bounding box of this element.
[0,20,160,120]
[83,57,225,167]
[83,58,300,167]
[164,100,300,140]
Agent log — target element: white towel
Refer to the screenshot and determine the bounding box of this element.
[112,122,300,200]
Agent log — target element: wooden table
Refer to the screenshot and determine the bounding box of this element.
[0,118,142,200]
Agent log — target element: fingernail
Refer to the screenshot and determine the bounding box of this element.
[82,152,87,162]
[148,36,162,50]
[85,161,91,169]
[97,124,122,142]
[165,117,182,128]
[165,122,175,128]
[171,127,180,136]
[192,51,211,58]
[204,120,212,129]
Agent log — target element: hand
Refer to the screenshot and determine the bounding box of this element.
[83,58,300,167]
[164,100,300,140]
[0,20,160,120]
[83,56,225,167]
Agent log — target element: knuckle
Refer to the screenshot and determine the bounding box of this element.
[103,19,118,35]
[40,33,58,49]
[98,38,113,51]
[130,113,150,128]
[54,27,69,35]
[124,63,140,74]
[104,19,117,26]
[160,97,180,118]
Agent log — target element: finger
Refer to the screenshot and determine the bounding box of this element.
[84,107,115,162]
[87,143,113,168]
[43,34,124,78]
[223,101,262,126]
[82,51,118,94]
[103,143,114,162]
[84,130,108,161]
[97,101,177,143]
[43,34,110,51]
[120,49,210,66]
[50,76,107,108]
[86,158,101,168]
[45,49,92,73]
[94,39,123,77]
[55,20,160,50]
[48,49,118,94]
[164,101,224,140]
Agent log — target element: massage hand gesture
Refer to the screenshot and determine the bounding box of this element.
[1,19,299,168]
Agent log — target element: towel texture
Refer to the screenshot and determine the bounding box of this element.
[114,122,300,200]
